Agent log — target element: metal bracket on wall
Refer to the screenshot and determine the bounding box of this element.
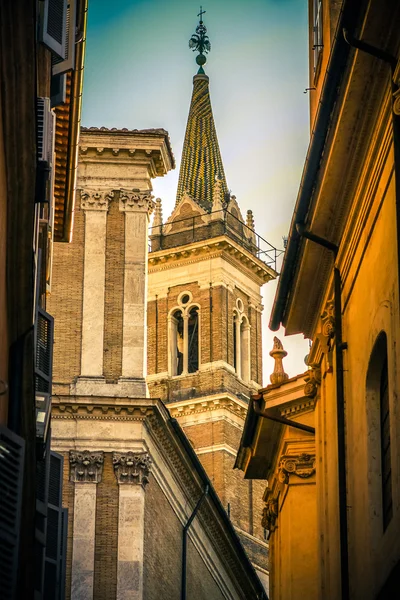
[252,399,315,434]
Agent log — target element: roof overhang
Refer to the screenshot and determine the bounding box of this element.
[269,0,400,337]
[234,372,313,480]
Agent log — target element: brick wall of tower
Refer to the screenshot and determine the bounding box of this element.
[48,206,85,384]
[147,281,262,388]
[103,196,125,381]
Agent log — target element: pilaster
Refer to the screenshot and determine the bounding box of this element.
[69,450,104,600]
[113,451,152,600]
[119,191,154,394]
[80,189,112,377]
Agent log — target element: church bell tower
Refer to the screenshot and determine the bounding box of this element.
[147,11,276,585]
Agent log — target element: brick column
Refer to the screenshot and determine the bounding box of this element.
[69,450,104,600]
[80,189,112,376]
[119,191,154,390]
[113,452,152,600]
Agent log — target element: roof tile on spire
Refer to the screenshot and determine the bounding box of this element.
[176,73,228,210]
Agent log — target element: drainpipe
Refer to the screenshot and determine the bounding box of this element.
[295,223,349,600]
[181,485,209,600]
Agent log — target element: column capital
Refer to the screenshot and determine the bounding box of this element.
[119,189,155,214]
[69,450,104,483]
[278,452,316,485]
[80,188,114,211]
[113,451,152,487]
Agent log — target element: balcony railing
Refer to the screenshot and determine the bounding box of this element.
[149,208,282,272]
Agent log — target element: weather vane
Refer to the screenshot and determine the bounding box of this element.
[189,6,211,73]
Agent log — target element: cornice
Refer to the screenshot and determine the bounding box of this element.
[148,236,276,284]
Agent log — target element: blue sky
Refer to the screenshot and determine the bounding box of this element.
[82,0,310,380]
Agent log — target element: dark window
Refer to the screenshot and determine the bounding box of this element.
[188,307,199,373]
[367,331,393,532]
[380,356,392,530]
[174,309,184,376]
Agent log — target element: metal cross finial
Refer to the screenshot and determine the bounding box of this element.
[198,6,206,22]
[189,7,211,73]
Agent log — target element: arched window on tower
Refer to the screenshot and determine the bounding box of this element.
[169,309,184,376]
[233,301,251,382]
[168,295,200,377]
[188,307,199,373]
[240,316,250,383]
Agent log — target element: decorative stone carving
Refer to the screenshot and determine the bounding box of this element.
[69,450,104,483]
[80,189,113,211]
[321,299,335,338]
[269,337,289,385]
[152,198,163,234]
[119,189,155,214]
[278,453,316,484]
[211,176,224,213]
[261,495,278,532]
[304,366,321,398]
[113,451,152,487]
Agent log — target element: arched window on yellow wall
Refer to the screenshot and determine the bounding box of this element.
[366,331,393,531]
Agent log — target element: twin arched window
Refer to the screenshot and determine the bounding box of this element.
[168,296,199,376]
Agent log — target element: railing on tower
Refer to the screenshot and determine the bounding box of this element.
[149,208,283,272]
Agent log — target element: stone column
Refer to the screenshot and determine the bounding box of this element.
[80,189,112,377]
[119,191,154,390]
[182,312,189,375]
[69,450,104,600]
[113,452,152,600]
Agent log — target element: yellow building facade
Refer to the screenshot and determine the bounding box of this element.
[237,0,400,598]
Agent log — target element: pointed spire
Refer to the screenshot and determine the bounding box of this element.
[269,337,289,385]
[152,198,163,234]
[176,10,228,209]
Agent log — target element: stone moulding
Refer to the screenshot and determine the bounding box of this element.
[261,495,278,533]
[69,450,104,483]
[113,451,152,487]
[80,188,114,211]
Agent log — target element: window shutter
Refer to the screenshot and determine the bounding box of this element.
[0,425,25,600]
[39,0,68,60]
[35,435,51,596]
[52,0,77,76]
[59,508,68,600]
[34,305,54,395]
[36,98,56,205]
[50,73,67,107]
[44,452,64,600]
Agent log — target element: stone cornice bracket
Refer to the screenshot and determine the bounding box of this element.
[278,453,316,485]
[113,451,152,487]
[80,189,114,211]
[69,450,104,483]
[304,366,321,398]
[119,189,155,215]
[261,492,278,533]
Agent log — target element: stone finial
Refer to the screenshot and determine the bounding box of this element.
[212,176,224,211]
[69,450,104,483]
[269,336,289,385]
[246,210,255,230]
[153,198,163,227]
[113,451,152,487]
